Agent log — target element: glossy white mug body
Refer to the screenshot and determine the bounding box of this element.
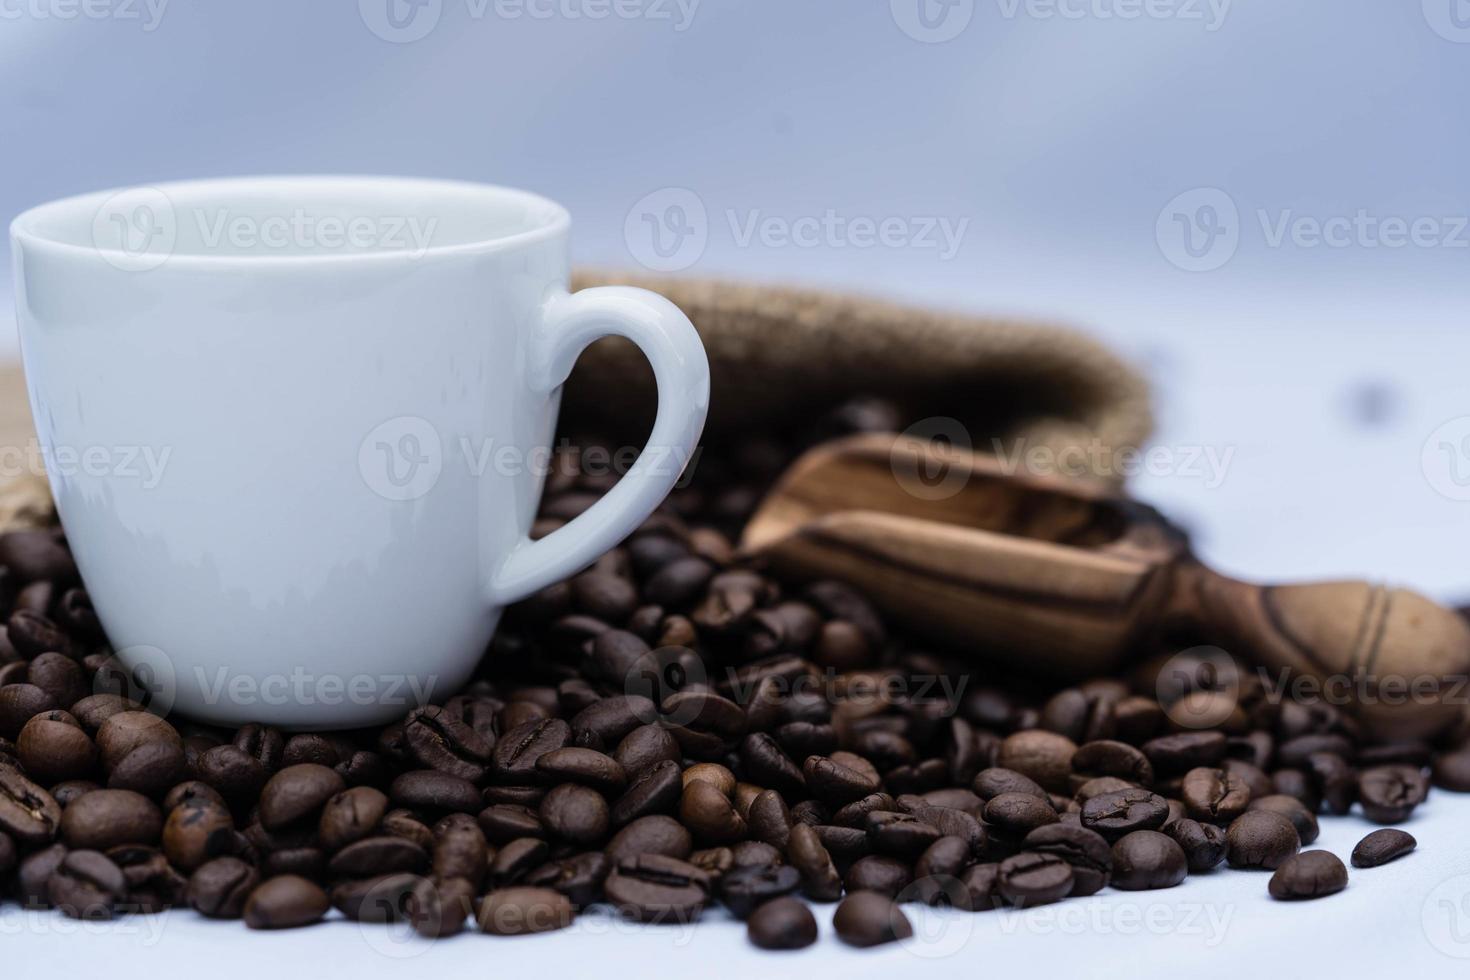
[10,176,710,727]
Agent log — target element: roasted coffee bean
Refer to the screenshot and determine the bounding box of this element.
[904,800,988,857]
[196,744,269,802]
[163,780,225,813]
[1351,828,1416,868]
[389,770,481,813]
[817,823,871,864]
[610,758,682,826]
[787,823,843,901]
[748,789,792,848]
[680,779,747,844]
[1070,740,1153,789]
[60,788,160,849]
[243,875,329,929]
[488,836,549,887]
[381,808,436,851]
[1306,752,1357,815]
[69,694,141,735]
[329,835,430,877]
[1278,733,1354,768]
[730,840,782,868]
[108,737,187,797]
[833,890,912,947]
[861,809,938,858]
[432,813,488,885]
[984,791,1059,839]
[690,846,734,877]
[1269,850,1348,900]
[536,747,626,794]
[18,843,67,907]
[328,872,416,922]
[570,695,656,749]
[747,895,818,950]
[1080,788,1169,841]
[0,683,56,740]
[1357,765,1429,824]
[478,885,575,935]
[1141,732,1227,777]
[1180,766,1252,824]
[843,854,911,897]
[258,764,345,829]
[318,786,389,851]
[1166,818,1228,872]
[776,721,838,759]
[476,803,545,843]
[741,732,807,798]
[831,791,898,828]
[7,608,72,660]
[973,766,1049,802]
[605,853,711,923]
[0,764,62,843]
[718,862,801,918]
[1246,794,1319,845]
[403,705,493,782]
[188,857,260,918]
[996,731,1077,793]
[1110,830,1188,890]
[1022,823,1112,896]
[910,835,974,904]
[1223,759,1273,800]
[232,724,286,772]
[613,725,682,778]
[1226,811,1300,869]
[524,851,611,908]
[162,800,237,872]
[540,782,610,845]
[1271,768,1320,810]
[1432,748,1470,791]
[491,718,571,783]
[109,844,186,911]
[27,652,86,708]
[998,851,1074,906]
[405,876,475,937]
[643,556,715,607]
[682,761,737,796]
[803,754,880,805]
[49,849,126,918]
[95,712,180,770]
[605,814,693,862]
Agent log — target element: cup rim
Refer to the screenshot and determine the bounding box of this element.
[9,175,572,267]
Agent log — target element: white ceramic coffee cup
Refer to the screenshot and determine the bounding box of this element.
[10,176,709,728]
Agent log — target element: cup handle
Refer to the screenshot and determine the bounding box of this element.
[487,286,710,604]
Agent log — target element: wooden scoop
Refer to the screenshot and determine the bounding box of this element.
[741,433,1470,740]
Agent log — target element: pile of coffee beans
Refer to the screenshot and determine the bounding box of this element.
[0,398,1465,949]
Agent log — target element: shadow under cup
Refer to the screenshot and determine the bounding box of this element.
[9,176,583,728]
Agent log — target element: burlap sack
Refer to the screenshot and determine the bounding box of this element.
[567,271,1152,470]
[0,272,1152,517]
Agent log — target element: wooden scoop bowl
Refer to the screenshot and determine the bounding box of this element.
[741,433,1470,740]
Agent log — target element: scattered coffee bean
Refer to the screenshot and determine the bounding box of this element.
[478,886,574,935]
[748,895,818,949]
[832,890,912,947]
[1351,829,1416,868]
[1226,811,1300,870]
[1110,831,1188,890]
[243,875,329,929]
[1268,850,1348,900]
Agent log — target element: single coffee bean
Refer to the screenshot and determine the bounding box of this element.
[318,786,389,852]
[1110,830,1188,890]
[605,814,693,863]
[188,856,260,918]
[832,890,912,947]
[162,800,237,872]
[60,788,160,850]
[196,744,269,803]
[488,836,549,887]
[1306,751,1357,815]
[997,851,1074,906]
[1141,732,1227,777]
[389,770,481,813]
[476,803,545,843]
[609,759,683,828]
[984,791,1059,839]
[0,684,56,741]
[95,712,181,771]
[741,733,807,799]
[787,823,842,901]
[406,876,476,937]
[540,782,610,845]
[605,853,711,923]
[996,731,1077,793]
[49,849,126,919]
[1351,828,1416,868]
[234,723,286,772]
[718,862,801,918]
[7,608,72,659]
[162,780,225,813]
[1166,818,1228,872]
[747,895,818,950]
[690,846,734,877]
[681,761,738,797]
[523,851,611,908]
[730,840,782,868]
[865,809,942,858]
[491,718,572,783]
[108,737,187,797]
[1070,740,1153,789]
[680,779,747,844]
[0,765,62,843]
[909,835,973,904]
[431,813,488,886]
[1180,767,1252,824]
[259,764,345,830]
[1226,811,1300,869]
[802,755,880,805]
[832,791,899,829]
[27,653,86,712]
[109,844,186,912]
[613,725,682,778]
[570,696,656,749]
[535,747,626,794]
[748,789,793,849]
[1246,794,1320,845]
[1022,823,1112,896]
[1268,849,1348,900]
[1080,788,1169,841]
[243,874,330,929]
[403,705,493,783]
[1357,765,1429,824]
[844,854,912,897]
[478,886,575,935]
[330,873,419,922]
[329,835,430,877]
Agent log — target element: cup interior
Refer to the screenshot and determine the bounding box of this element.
[11,176,569,261]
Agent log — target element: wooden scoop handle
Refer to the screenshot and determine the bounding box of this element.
[1174,566,1470,740]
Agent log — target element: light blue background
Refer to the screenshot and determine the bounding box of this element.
[3,0,1467,596]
